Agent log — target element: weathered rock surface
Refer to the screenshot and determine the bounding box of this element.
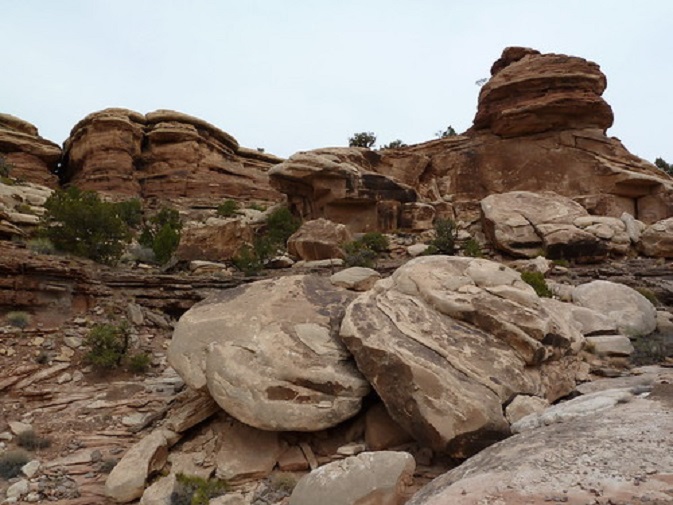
[168,275,370,431]
[572,280,657,336]
[269,148,418,233]
[330,267,381,292]
[0,113,60,187]
[640,217,673,257]
[289,451,415,505]
[61,108,283,201]
[287,218,352,260]
[340,256,584,457]
[177,217,254,262]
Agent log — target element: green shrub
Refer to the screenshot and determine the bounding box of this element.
[520,271,552,298]
[139,207,182,265]
[381,139,407,149]
[0,155,12,178]
[15,203,34,214]
[0,450,29,479]
[247,202,267,212]
[27,237,56,255]
[216,199,239,217]
[84,323,129,371]
[265,207,301,246]
[17,430,51,450]
[6,311,31,329]
[655,157,673,175]
[128,352,152,373]
[358,232,389,253]
[430,219,457,255]
[435,126,457,138]
[343,234,388,268]
[232,244,264,276]
[171,474,229,505]
[462,237,482,257]
[348,131,376,148]
[41,187,131,265]
[114,199,143,228]
[635,287,659,306]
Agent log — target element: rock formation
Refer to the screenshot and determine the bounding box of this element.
[61,108,283,202]
[0,114,60,187]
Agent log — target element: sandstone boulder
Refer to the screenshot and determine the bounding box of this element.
[330,267,381,292]
[287,218,352,261]
[289,451,415,505]
[340,256,584,457]
[639,217,673,257]
[269,148,417,233]
[407,380,673,505]
[481,191,608,260]
[572,280,657,336]
[168,275,370,431]
[0,113,60,187]
[177,218,254,262]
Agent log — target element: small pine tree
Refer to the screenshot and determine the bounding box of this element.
[139,207,182,264]
[348,132,377,148]
[381,140,407,149]
[654,157,673,175]
[435,126,457,139]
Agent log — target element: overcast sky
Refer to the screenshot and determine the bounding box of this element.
[3,1,672,163]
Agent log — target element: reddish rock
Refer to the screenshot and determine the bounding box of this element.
[0,114,60,187]
[287,218,352,261]
[61,108,284,203]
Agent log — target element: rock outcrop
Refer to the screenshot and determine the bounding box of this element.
[0,114,60,187]
[287,218,353,261]
[168,275,370,431]
[340,255,585,457]
[61,108,283,202]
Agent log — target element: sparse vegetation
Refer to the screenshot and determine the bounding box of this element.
[343,233,389,268]
[435,125,457,139]
[27,237,56,255]
[381,139,407,149]
[6,311,31,329]
[84,322,129,371]
[113,199,143,228]
[171,473,229,505]
[247,202,267,212]
[635,287,659,306]
[0,450,29,479]
[128,352,152,373]
[462,237,483,257]
[139,207,182,265]
[655,157,673,176]
[427,219,458,255]
[41,187,131,265]
[0,155,12,178]
[15,203,34,214]
[631,334,671,366]
[17,429,51,450]
[269,473,298,494]
[520,271,552,298]
[216,199,239,217]
[348,131,376,149]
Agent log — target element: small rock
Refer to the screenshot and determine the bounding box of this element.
[127,303,145,326]
[57,372,72,384]
[330,267,381,291]
[407,243,430,257]
[90,449,103,463]
[72,371,84,382]
[9,421,33,436]
[336,442,367,456]
[63,336,83,348]
[7,479,29,499]
[22,460,40,478]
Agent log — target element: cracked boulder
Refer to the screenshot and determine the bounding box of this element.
[339,256,584,457]
[168,275,370,431]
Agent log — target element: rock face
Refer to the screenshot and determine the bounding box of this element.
[61,108,283,202]
[340,255,584,457]
[168,275,370,431]
[289,451,415,505]
[407,378,673,505]
[269,148,418,233]
[639,217,673,257]
[0,114,60,187]
[287,218,353,261]
[473,47,613,137]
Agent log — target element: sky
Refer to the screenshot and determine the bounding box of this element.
[3,1,672,162]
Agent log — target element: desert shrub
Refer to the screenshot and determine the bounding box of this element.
[41,187,131,265]
[232,244,264,276]
[342,234,388,268]
[15,203,34,214]
[128,352,152,373]
[113,199,143,228]
[381,139,407,149]
[348,131,376,148]
[358,232,389,253]
[270,473,298,494]
[84,323,129,371]
[247,202,267,211]
[6,311,31,329]
[435,125,457,138]
[655,157,673,175]
[265,207,301,246]
[171,474,228,505]
[552,258,570,268]
[139,207,182,265]
[428,219,457,255]
[27,237,56,255]
[0,155,12,178]
[17,429,51,450]
[635,287,659,306]
[462,237,482,257]
[216,199,239,217]
[521,271,552,298]
[0,450,29,479]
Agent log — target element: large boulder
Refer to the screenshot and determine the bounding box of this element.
[269,148,418,233]
[289,451,415,505]
[340,256,584,457]
[481,191,608,260]
[287,218,353,261]
[407,376,673,505]
[177,217,254,262]
[168,275,370,431]
[572,280,657,336]
[639,217,673,257]
[0,113,60,187]
[61,108,283,201]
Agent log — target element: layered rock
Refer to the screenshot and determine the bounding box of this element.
[168,275,370,431]
[287,218,353,261]
[269,148,418,233]
[340,255,584,457]
[61,108,283,202]
[0,113,60,187]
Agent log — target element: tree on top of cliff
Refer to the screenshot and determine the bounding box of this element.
[655,157,673,176]
[40,187,131,265]
[348,132,377,149]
